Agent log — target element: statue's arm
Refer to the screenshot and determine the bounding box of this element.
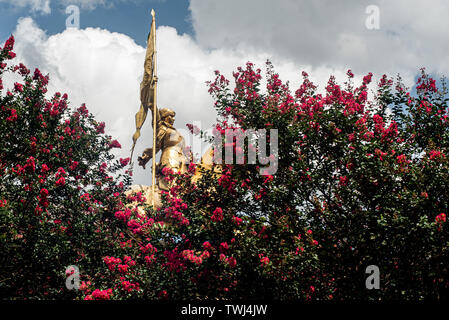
[137,125,166,169]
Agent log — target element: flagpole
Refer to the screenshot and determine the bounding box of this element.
[151,9,157,207]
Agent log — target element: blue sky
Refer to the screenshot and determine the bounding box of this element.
[1,0,448,185]
[0,0,193,46]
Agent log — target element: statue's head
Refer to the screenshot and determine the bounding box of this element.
[160,108,175,126]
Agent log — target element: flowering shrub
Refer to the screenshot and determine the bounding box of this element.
[0,36,131,299]
[201,62,449,300]
[2,34,449,300]
[78,60,448,300]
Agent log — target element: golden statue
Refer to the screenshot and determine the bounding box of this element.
[137,107,187,191]
[128,9,220,209]
[129,9,190,207]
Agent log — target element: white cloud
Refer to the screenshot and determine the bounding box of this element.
[189,0,449,83]
[0,0,51,14]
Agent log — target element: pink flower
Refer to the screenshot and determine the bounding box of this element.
[429,150,444,160]
[6,109,17,122]
[145,255,156,265]
[363,72,373,85]
[396,154,407,165]
[91,288,112,300]
[40,188,49,197]
[346,69,354,78]
[232,216,243,226]
[55,177,66,186]
[109,140,122,149]
[69,161,79,170]
[260,256,270,266]
[57,167,67,176]
[436,213,446,224]
[25,156,36,172]
[3,35,15,51]
[226,256,237,268]
[117,264,129,274]
[211,207,224,222]
[220,242,229,251]
[124,256,136,266]
[14,82,23,92]
[203,241,212,250]
[96,122,105,134]
[339,176,348,186]
[119,158,130,167]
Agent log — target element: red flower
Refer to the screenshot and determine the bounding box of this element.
[144,255,156,265]
[6,109,17,122]
[429,150,444,160]
[158,290,168,299]
[203,241,212,250]
[117,264,129,274]
[3,35,15,51]
[109,140,122,149]
[57,167,67,176]
[25,156,36,172]
[40,188,49,197]
[119,158,130,167]
[41,164,50,174]
[339,176,348,186]
[232,216,243,226]
[260,256,270,266]
[226,256,237,268]
[219,242,229,251]
[91,288,112,300]
[211,207,224,222]
[436,213,446,224]
[346,69,354,78]
[396,154,407,165]
[14,82,23,92]
[69,161,78,170]
[96,122,105,134]
[55,177,66,186]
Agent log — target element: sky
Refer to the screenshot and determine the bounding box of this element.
[1,0,448,185]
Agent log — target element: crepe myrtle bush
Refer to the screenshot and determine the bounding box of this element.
[82,61,448,300]
[3,32,449,300]
[0,36,132,299]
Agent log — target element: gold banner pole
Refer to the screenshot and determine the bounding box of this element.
[151,9,157,207]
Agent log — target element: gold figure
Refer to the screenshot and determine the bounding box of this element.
[129,9,219,208]
[137,107,187,191]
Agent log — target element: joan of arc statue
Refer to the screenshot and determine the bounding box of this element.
[137,107,187,191]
